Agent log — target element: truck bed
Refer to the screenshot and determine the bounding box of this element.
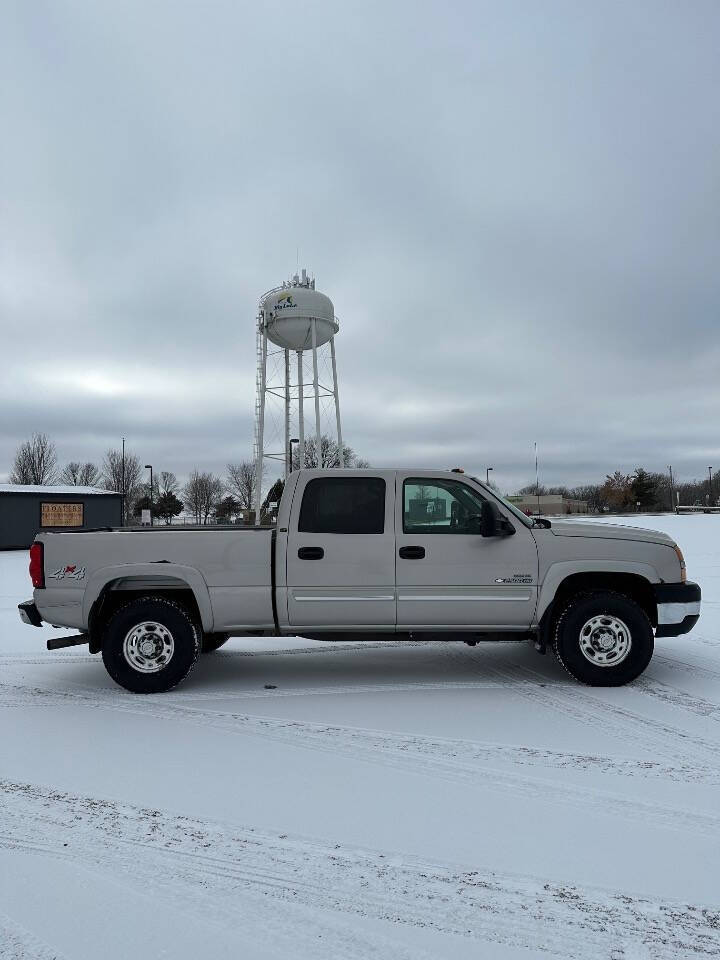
[35,526,276,633]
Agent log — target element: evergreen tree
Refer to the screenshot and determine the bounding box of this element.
[261,479,285,524]
[630,468,658,511]
[155,490,184,524]
[215,495,241,524]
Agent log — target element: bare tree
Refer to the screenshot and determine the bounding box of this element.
[291,435,366,470]
[60,461,101,487]
[226,461,256,510]
[10,433,58,485]
[183,471,224,524]
[102,448,142,523]
[159,471,179,497]
[517,482,548,497]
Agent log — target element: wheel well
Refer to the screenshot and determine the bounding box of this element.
[541,572,657,642]
[88,581,202,653]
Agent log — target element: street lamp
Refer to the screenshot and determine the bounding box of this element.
[289,438,300,472]
[145,464,154,526]
[709,467,714,506]
[486,467,493,485]
[667,465,674,513]
[121,437,126,526]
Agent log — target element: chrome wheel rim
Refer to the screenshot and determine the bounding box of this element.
[123,621,174,673]
[578,614,632,667]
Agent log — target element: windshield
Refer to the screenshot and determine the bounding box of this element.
[468,476,535,528]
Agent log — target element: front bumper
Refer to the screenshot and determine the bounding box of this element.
[18,600,43,627]
[654,581,701,637]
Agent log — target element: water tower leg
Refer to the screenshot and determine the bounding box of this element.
[311,319,322,468]
[297,350,305,468]
[330,336,344,468]
[283,349,290,480]
[254,328,268,522]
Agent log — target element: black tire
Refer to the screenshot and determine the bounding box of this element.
[553,590,654,687]
[201,632,230,654]
[101,596,201,694]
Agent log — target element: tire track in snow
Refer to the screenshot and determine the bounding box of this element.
[1,679,719,837]
[0,643,401,667]
[636,677,720,721]
[0,674,715,787]
[0,912,70,960]
[451,651,720,768]
[177,711,720,840]
[654,654,720,685]
[0,665,516,703]
[1,780,718,960]
[4,675,715,783]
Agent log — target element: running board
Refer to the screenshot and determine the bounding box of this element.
[47,633,89,651]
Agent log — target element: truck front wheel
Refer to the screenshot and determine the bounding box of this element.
[553,590,654,686]
[102,597,201,693]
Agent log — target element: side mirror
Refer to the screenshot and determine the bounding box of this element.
[479,501,515,537]
[480,500,499,537]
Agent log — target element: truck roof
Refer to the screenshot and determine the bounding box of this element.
[294,468,473,477]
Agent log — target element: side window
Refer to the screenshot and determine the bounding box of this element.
[298,477,386,534]
[403,478,486,534]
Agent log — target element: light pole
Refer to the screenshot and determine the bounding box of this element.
[145,464,154,526]
[486,467,493,485]
[121,437,126,527]
[709,467,714,506]
[289,438,299,472]
[667,465,674,512]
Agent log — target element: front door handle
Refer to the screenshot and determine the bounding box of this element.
[398,545,425,559]
[298,547,324,560]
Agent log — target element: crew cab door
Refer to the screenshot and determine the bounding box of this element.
[285,471,396,628]
[396,475,538,629]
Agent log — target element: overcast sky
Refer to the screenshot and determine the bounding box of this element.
[2,0,719,494]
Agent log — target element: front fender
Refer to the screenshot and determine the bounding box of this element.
[83,563,214,632]
[536,559,660,624]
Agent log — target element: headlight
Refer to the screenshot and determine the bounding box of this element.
[673,544,687,582]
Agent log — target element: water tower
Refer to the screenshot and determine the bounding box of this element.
[253,269,344,518]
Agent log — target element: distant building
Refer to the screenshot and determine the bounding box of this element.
[0,485,123,549]
[508,494,588,516]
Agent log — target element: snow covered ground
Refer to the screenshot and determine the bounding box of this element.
[1,514,719,959]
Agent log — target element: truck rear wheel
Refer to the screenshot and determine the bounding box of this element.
[202,632,229,653]
[102,596,201,693]
[553,590,654,686]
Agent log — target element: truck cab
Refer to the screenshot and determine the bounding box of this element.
[277,469,537,633]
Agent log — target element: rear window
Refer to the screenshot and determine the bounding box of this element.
[298,477,386,534]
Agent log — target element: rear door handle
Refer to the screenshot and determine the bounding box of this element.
[298,547,324,560]
[398,545,425,559]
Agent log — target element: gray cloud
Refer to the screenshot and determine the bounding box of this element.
[2,0,719,493]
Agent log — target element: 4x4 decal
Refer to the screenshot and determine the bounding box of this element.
[48,564,86,581]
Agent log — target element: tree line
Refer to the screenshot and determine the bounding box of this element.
[16,433,708,517]
[516,467,718,513]
[7,432,367,524]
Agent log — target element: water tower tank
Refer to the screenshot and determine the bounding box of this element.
[262,284,338,351]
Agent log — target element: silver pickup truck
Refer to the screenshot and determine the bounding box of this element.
[19,468,700,693]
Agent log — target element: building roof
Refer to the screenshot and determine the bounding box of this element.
[0,484,120,496]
